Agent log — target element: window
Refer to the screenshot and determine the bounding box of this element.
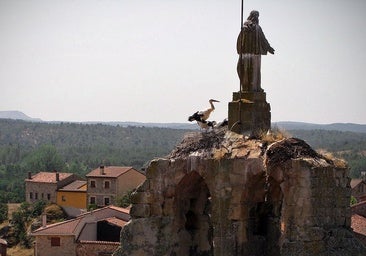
[51,237,60,247]
[90,180,96,188]
[62,195,66,202]
[90,196,96,205]
[30,192,33,200]
[104,180,110,189]
[104,197,110,206]
[35,193,38,200]
[41,193,44,199]
[47,194,51,200]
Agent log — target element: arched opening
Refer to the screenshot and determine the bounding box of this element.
[240,172,283,256]
[174,171,213,256]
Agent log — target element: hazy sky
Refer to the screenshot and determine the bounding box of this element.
[1,0,365,124]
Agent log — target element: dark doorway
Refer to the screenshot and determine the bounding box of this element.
[175,171,213,256]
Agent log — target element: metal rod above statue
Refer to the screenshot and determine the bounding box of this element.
[237,10,274,92]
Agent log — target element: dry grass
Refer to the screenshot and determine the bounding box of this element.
[317,149,348,168]
[7,203,21,220]
[260,127,290,144]
[7,245,33,256]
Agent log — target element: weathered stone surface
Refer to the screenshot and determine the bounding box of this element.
[228,92,271,135]
[114,132,366,256]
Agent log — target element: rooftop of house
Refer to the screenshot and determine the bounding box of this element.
[102,216,128,227]
[352,213,366,237]
[351,179,366,189]
[25,172,73,183]
[58,180,87,192]
[86,166,136,178]
[32,205,130,237]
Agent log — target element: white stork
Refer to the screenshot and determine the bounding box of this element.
[188,99,220,130]
[199,99,219,121]
[188,99,219,122]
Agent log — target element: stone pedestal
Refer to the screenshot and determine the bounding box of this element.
[228,91,271,135]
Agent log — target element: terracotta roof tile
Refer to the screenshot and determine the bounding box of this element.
[352,214,366,236]
[26,172,73,183]
[33,218,83,235]
[32,205,130,236]
[351,179,363,188]
[59,180,87,191]
[102,217,128,227]
[86,166,134,178]
[79,240,120,245]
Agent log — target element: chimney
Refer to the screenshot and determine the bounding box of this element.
[100,165,105,175]
[56,172,60,182]
[28,171,32,179]
[42,214,47,228]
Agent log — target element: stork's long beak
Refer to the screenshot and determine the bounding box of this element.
[210,99,220,103]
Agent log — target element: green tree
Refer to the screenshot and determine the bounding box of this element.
[23,145,65,172]
[351,196,358,206]
[116,190,133,208]
[0,203,7,223]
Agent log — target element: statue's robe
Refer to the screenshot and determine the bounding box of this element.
[237,21,273,92]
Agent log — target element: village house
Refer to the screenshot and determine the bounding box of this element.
[57,180,87,217]
[31,205,129,256]
[351,178,366,202]
[86,166,145,207]
[25,171,79,204]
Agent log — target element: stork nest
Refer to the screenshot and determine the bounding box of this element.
[168,128,227,159]
[265,137,323,167]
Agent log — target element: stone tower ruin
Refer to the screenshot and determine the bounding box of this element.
[114,9,365,256]
[114,131,366,256]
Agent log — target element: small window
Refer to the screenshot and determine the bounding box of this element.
[47,194,51,200]
[30,192,33,200]
[41,193,44,199]
[90,196,96,205]
[51,237,60,247]
[104,181,110,189]
[35,193,38,200]
[90,180,96,188]
[104,197,110,206]
[62,195,66,202]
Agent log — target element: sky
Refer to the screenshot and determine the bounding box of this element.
[0,0,365,124]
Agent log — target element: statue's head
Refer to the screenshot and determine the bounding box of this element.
[248,10,259,22]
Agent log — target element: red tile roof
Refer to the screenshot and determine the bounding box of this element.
[58,180,87,191]
[102,217,128,227]
[86,166,134,178]
[78,205,130,220]
[79,240,120,245]
[25,172,73,183]
[352,214,366,237]
[32,205,130,236]
[32,217,83,236]
[351,179,364,188]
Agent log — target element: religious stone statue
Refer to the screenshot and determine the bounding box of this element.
[237,10,274,92]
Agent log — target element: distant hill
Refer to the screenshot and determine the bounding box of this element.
[83,121,196,130]
[1,110,365,133]
[0,111,42,122]
[273,121,366,133]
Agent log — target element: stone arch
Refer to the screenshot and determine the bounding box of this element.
[174,171,213,256]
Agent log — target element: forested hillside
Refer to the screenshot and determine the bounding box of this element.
[287,129,366,177]
[0,119,188,203]
[0,119,365,203]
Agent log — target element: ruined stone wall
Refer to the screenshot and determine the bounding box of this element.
[114,132,366,256]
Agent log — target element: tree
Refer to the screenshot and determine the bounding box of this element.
[23,145,65,172]
[116,190,133,208]
[0,203,7,223]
